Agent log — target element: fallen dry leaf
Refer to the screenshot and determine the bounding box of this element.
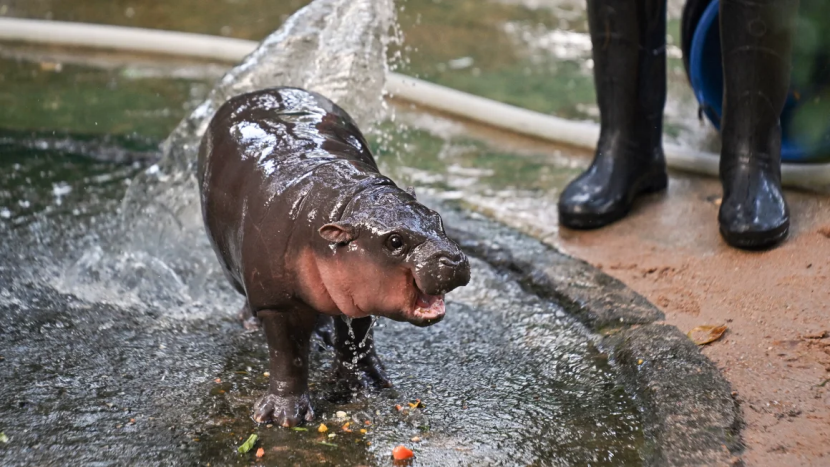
[688,325,728,345]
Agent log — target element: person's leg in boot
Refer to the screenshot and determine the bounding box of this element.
[558,0,668,228]
[718,0,799,248]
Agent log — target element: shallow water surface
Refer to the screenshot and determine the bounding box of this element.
[3,0,715,149]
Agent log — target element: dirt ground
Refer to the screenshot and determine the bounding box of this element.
[556,168,830,466]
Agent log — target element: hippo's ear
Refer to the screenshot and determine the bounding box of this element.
[405,186,417,199]
[319,222,357,244]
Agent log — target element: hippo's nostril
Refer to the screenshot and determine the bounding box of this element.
[439,257,455,267]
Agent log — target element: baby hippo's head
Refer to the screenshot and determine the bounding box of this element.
[317,188,470,326]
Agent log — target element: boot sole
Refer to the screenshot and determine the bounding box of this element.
[558,173,668,230]
[719,221,789,250]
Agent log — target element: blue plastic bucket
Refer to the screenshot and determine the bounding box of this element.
[688,0,830,162]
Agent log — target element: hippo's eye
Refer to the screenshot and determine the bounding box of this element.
[386,234,404,252]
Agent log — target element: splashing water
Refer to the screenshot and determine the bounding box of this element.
[338,315,379,369]
[58,0,398,310]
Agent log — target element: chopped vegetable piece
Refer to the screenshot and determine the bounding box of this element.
[360,429,367,434]
[637,359,643,365]
[408,399,424,409]
[291,427,308,432]
[237,434,258,454]
[214,378,221,383]
[318,423,328,433]
[0,432,8,443]
[687,325,728,345]
[411,436,421,442]
[392,445,414,460]
[342,422,351,432]
[364,420,372,426]
[395,404,403,411]
[319,441,338,447]
[255,447,265,458]
[335,411,347,418]
[328,433,336,438]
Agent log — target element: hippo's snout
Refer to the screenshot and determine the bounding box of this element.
[439,253,471,288]
[416,250,471,296]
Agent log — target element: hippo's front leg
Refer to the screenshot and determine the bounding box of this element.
[253,308,317,427]
[334,316,391,389]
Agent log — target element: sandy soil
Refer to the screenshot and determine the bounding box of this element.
[556,174,830,466]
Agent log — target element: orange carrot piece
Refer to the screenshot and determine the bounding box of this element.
[392,445,414,460]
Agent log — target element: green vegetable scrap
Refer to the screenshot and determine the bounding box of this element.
[237,434,258,454]
[319,441,338,447]
[0,432,8,443]
[290,427,308,432]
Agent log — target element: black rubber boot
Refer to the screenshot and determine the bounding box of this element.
[718,0,798,249]
[558,0,668,229]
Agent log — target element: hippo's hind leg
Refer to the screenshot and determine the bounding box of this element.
[253,308,317,427]
[333,317,391,389]
[221,265,260,330]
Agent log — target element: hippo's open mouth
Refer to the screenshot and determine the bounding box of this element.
[407,282,445,326]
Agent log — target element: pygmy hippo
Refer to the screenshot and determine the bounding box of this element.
[198,87,470,426]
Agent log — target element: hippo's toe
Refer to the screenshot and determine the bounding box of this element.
[253,392,314,427]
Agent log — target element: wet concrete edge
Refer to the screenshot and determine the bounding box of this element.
[427,197,743,467]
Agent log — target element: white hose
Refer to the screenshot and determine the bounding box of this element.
[1,17,828,187]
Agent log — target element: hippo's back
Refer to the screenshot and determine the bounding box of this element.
[198,87,378,193]
[197,87,381,294]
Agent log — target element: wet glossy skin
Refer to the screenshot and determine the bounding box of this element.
[197,87,470,426]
